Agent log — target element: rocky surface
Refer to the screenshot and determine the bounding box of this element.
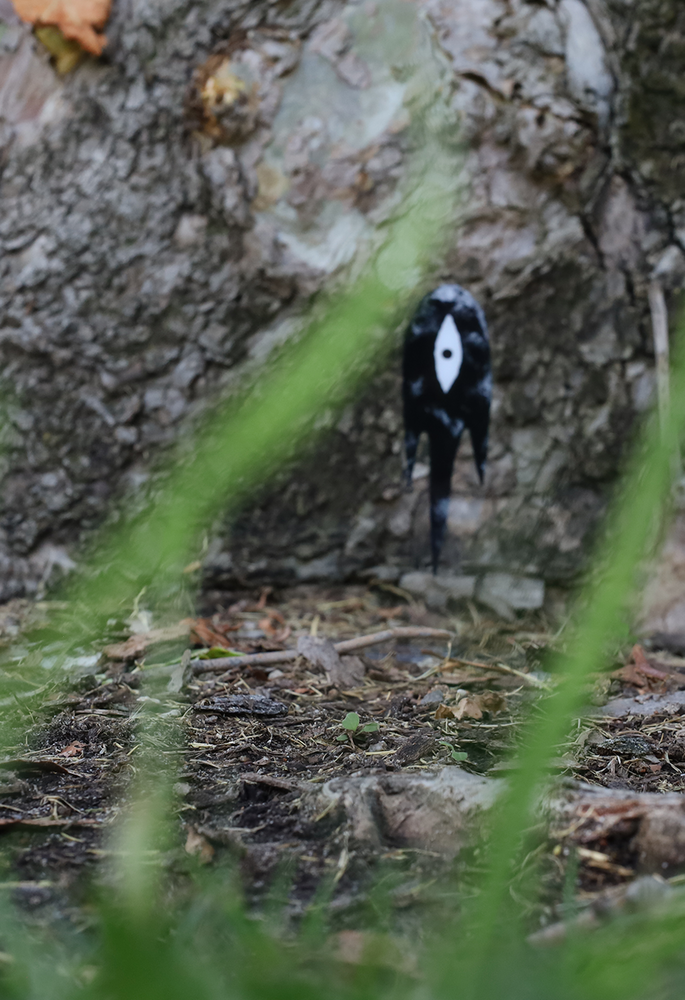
[1,0,684,601]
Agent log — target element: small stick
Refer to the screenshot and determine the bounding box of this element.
[192,627,453,676]
[434,656,550,689]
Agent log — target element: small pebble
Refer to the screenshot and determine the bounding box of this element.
[420,689,445,706]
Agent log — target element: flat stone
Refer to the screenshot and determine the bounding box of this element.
[399,572,476,601]
[419,688,445,706]
[595,690,685,719]
[295,554,340,581]
[476,573,545,619]
[360,564,401,583]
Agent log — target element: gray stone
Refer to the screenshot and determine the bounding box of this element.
[399,572,476,604]
[476,573,545,620]
[595,690,685,719]
[295,554,340,582]
[297,634,343,674]
[419,688,445,707]
[359,564,401,583]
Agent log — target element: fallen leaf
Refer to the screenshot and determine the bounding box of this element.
[184,827,214,864]
[258,609,291,642]
[34,25,84,72]
[441,692,507,721]
[612,644,670,688]
[12,0,111,55]
[453,696,483,721]
[194,646,241,660]
[632,644,651,670]
[480,691,507,714]
[56,741,85,758]
[103,623,190,661]
[188,618,239,648]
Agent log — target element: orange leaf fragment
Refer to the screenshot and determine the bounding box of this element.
[11,0,111,56]
[611,644,670,689]
[184,827,215,864]
[188,618,240,649]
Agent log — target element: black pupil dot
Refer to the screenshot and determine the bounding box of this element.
[442,349,452,358]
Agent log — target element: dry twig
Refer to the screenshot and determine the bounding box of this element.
[192,627,453,676]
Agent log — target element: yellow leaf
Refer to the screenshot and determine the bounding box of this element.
[34,25,84,74]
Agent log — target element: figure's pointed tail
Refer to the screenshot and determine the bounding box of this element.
[428,428,459,574]
[467,397,490,484]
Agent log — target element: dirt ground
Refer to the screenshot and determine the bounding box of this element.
[2,584,685,937]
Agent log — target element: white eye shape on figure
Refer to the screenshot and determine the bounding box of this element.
[433,314,463,393]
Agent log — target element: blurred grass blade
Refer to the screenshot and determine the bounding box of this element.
[453,312,685,999]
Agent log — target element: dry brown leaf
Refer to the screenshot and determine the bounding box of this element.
[612,644,670,689]
[453,696,483,721]
[436,692,506,720]
[103,623,190,661]
[184,827,215,864]
[12,0,111,55]
[258,609,291,642]
[188,618,239,648]
[57,741,85,757]
[480,691,507,714]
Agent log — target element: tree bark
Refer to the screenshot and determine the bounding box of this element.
[0,0,682,604]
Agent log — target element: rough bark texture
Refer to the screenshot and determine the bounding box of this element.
[0,0,683,603]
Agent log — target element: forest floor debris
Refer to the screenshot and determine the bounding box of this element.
[4,585,685,937]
